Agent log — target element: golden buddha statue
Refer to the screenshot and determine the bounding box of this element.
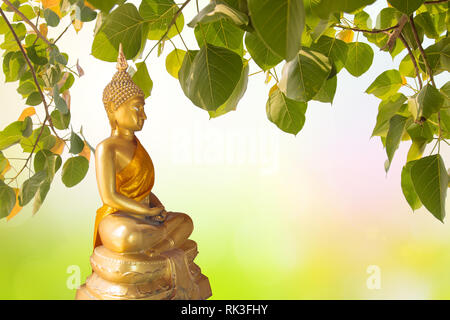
[75,45,212,300]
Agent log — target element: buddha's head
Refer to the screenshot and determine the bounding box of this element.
[102,44,147,132]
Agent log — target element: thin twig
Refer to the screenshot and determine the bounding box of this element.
[144,0,191,62]
[408,16,435,87]
[424,0,449,4]
[334,24,399,34]
[1,0,52,46]
[53,21,73,44]
[398,33,422,89]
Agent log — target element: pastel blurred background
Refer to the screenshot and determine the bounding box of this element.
[0,0,449,299]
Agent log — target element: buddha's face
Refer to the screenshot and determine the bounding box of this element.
[112,96,147,132]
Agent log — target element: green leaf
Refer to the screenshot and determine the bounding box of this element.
[69,132,84,154]
[20,126,56,153]
[415,12,439,39]
[53,86,69,114]
[0,120,29,150]
[345,42,373,77]
[0,151,7,174]
[385,115,409,171]
[310,36,348,72]
[92,3,149,62]
[75,0,97,22]
[59,73,75,93]
[417,84,444,119]
[399,52,418,78]
[61,156,89,188]
[181,44,243,111]
[32,180,50,214]
[313,76,337,104]
[388,0,425,15]
[165,49,186,79]
[279,49,332,102]
[266,86,307,135]
[354,10,372,29]
[0,185,16,219]
[406,139,427,162]
[44,8,60,27]
[178,50,198,97]
[49,46,67,65]
[139,0,185,40]
[401,161,422,211]
[51,110,71,130]
[19,170,47,206]
[248,0,305,61]
[209,62,249,118]
[309,0,376,19]
[418,38,449,75]
[3,51,26,82]
[26,45,48,65]
[407,122,433,142]
[21,116,32,138]
[440,81,450,108]
[25,92,42,106]
[34,149,62,177]
[411,154,447,222]
[87,0,125,13]
[365,70,403,100]
[132,62,153,98]
[244,32,282,71]
[194,19,244,56]
[188,0,248,28]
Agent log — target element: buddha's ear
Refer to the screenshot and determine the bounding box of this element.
[106,101,117,128]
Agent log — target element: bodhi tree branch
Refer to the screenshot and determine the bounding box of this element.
[2,0,52,46]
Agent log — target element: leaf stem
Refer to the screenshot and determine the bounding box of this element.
[398,33,422,89]
[1,0,52,46]
[334,24,399,34]
[424,0,449,4]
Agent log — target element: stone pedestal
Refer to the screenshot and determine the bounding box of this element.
[75,240,212,300]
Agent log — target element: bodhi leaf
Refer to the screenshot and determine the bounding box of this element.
[92,3,149,62]
[411,154,448,222]
[188,0,248,28]
[165,49,186,79]
[180,44,243,111]
[139,0,185,41]
[385,115,409,171]
[178,50,198,97]
[44,8,59,27]
[309,0,376,19]
[194,19,244,56]
[0,184,16,219]
[132,62,153,98]
[310,36,348,72]
[248,0,305,61]
[416,84,444,119]
[266,86,307,135]
[209,62,249,118]
[18,170,47,206]
[279,49,332,102]
[51,110,71,130]
[20,126,56,153]
[365,70,403,100]
[345,42,373,77]
[33,180,50,215]
[87,0,125,13]
[62,156,89,188]
[244,32,282,71]
[313,76,337,104]
[69,132,84,154]
[388,0,425,15]
[34,149,62,178]
[401,161,422,211]
[0,119,33,150]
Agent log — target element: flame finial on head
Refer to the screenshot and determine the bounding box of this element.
[116,43,128,72]
[102,43,145,110]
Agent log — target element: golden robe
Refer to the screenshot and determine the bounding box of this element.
[93,138,155,249]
